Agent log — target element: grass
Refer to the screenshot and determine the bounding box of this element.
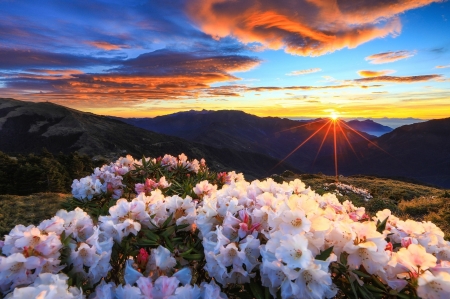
[0,193,70,237]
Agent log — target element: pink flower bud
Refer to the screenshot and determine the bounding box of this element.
[385,242,393,252]
[401,238,413,249]
[137,248,149,270]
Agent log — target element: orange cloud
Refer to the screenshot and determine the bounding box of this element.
[286,68,321,76]
[86,41,130,50]
[365,50,415,64]
[435,65,450,69]
[358,70,396,77]
[186,0,439,56]
[245,84,380,92]
[355,74,442,83]
[2,51,261,103]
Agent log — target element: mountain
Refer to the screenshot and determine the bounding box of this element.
[346,119,393,136]
[118,110,450,188]
[117,110,376,171]
[0,98,299,179]
[345,118,450,187]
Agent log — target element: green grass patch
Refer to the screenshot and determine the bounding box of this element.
[0,193,70,236]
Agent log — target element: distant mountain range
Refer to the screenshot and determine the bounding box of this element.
[1,99,449,187]
[345,119,393,136]
[115,111,384,174]
[117,110,450,188]
[0,98,298,180]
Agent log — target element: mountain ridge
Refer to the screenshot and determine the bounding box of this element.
[0,98,299,180]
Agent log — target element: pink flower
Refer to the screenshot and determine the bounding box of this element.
[385,242,394,252]
[137,248,149,270]
[135,178,159,195]
[217,172,231,184]
[401,237,413,249]
[238,210,261,238]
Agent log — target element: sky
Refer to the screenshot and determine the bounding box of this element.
[1,0,449,124]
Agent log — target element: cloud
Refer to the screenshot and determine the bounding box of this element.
[365,50,416,64]
[286,68,321,76]
[0,48,261,102]
[245,84,381,92]
[0,48,114,69]
[355,74,442,83]
[86,41,130,51]
[435,64,450,68]
[358,70,396,77]
[186,0,440,57]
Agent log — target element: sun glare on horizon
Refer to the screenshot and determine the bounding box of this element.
[330,112,339,120]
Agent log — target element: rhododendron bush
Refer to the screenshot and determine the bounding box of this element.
[1,154,449,299]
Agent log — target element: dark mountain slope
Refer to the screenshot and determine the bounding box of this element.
[118,110,376,171]
[0,98,299,179]
[351,118,450,187]
[119,111,450,188]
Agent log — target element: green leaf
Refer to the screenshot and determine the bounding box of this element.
[358,286,376,299]
[179,247,195,257]
[144,230,160,242]
[352,269,371,278]
[315,246,334,261]
[162,213,174,228]
[365,284,386,294]
[346,275,358,299]
[163,236,174,252]
[136,240,159,247]
[176,223,190,230]
[249,281,265,299]
[182,253,204,260]
[340,252,348,265]
[396,293,412,299]
[161,225,176,238]
[371,275,387,291]
[376,216,389,233]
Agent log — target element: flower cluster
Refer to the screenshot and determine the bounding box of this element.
[0,208,112,294]
[324,182,373,200]
[71,154,205,202]
[71,155,135,201]
[2,154,450,299]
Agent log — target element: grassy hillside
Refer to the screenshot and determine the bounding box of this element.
[0,193,70,236]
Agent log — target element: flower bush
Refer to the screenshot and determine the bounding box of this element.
[324,182,373,201]
[1,153,449,299]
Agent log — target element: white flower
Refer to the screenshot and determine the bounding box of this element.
[146,246,176,275]
[4,273,83,299]
[115,284,143,299]
[291,264,337,299]
[89,280,116,299]
[152,276,179,299]
[193,181,217,197]
[274,233,313,270]
[217,243,245,267]
[278,209,311,235]
[70,243,98,269]
[417,271,450,299]
[0,253,41,289]
[167,284,201,299]
[396,244,437,274]
[199,280,227,299]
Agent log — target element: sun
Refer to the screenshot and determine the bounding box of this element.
[330,112,339,121]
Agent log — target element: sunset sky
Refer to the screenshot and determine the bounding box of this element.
[1,0,449,123]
